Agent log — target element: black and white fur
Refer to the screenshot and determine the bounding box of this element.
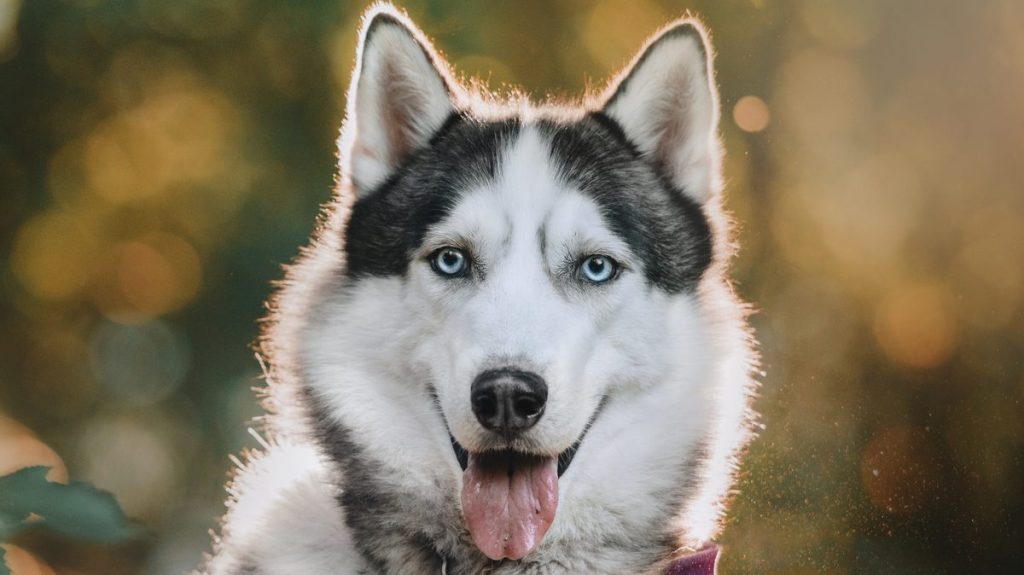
[200,4,757,574]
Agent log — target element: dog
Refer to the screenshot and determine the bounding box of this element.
[199,4,757,574]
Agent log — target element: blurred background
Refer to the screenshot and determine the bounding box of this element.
[1,0,1022,573]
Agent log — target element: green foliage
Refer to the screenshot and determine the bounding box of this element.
[0,466,139,556]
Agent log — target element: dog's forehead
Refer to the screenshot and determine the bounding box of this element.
[437,127,615,245]
[343,113,713,292]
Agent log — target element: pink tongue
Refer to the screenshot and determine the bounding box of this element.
[461,452,558,560]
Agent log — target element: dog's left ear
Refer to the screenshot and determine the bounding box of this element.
[341,6,457,196]
[601,21,720,203]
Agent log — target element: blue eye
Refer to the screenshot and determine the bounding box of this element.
[431,247,468,277]
[579,255,618,284]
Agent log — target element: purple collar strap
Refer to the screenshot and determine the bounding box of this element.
[665,544,719,575]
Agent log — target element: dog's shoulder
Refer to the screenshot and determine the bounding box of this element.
[199,439,365,575]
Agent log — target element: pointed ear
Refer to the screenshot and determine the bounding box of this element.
[601,21,720,203]
[340,6,457,196]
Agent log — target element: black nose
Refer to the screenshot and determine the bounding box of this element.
[471,369,548,434]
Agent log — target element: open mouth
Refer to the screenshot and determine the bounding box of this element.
[449,436,583,477]
[448,405,600,562]
[456,448,558,561]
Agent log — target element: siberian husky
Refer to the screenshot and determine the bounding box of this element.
[200,4,757,574]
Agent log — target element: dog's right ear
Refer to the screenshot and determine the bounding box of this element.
[600,21,720,204]
[340,6,457,197]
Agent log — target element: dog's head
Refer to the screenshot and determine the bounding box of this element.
[297,5,738,563]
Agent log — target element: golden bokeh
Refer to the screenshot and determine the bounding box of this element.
[73,413,186,522]
[83,83,235,204]
[733,95,770,133]
[106,235,202,319]
[874,282,958,369]
[11,211,102,302]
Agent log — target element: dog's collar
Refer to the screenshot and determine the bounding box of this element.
[666,544,719,575]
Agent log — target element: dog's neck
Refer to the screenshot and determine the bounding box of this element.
[436,544,719,575]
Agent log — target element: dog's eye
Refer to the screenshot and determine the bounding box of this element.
[430,247,469,277]
[578,255,619,284]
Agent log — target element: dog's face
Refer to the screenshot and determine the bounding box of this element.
[397,118,715,450]
[302,8,724,563]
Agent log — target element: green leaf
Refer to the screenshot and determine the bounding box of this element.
[0,511,20,542]
[0,467,50,524]
[0,545,10,575]
[0,466,140,543]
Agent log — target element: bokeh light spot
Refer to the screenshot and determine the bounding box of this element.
[89,320,190,406]
[11,211,101,302]
[75,413,183,521]
[84,78,234,204]
[733,95,770,133]
[772,153,923,288]
[93,234,202,320]
[121,235,202,316]
[874,282,958,369]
